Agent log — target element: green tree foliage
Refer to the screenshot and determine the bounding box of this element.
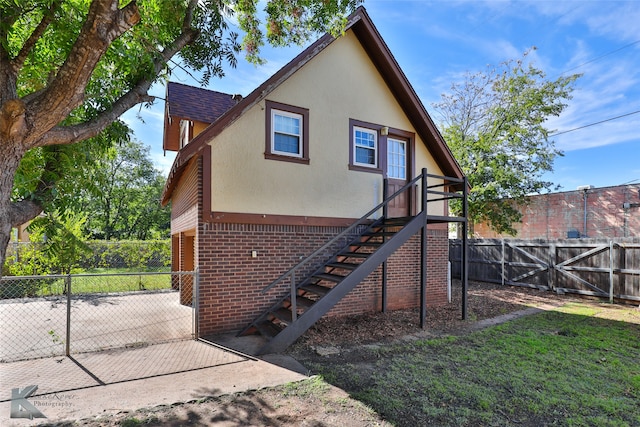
[0,0,361,276]
[3,211,89,277]
[79,139,170,240]
[433,50,580,235]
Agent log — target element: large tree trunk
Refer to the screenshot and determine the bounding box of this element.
[0,138,43,280]
[0,144,24,278]
[0,215,11,280]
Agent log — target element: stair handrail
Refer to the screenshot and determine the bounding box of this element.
[261,171,427,294]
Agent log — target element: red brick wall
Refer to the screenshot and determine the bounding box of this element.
[328,229,448,317]
[196,222,449,336]
[474,184,640,239]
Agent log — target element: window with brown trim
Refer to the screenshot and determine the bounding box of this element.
[349,119,383,173]
[265,100,310,164]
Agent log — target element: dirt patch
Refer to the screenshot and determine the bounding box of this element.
[288,280,573,353]
[62,377,391,427]
[50,281,599,426]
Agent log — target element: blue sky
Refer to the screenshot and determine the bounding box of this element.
[123,0,640,192]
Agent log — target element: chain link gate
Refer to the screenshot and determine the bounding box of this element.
[0,271,198,363]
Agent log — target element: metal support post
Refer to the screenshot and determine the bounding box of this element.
[291,270,297,321]
[420,168,427,328]
[461,176,469,320]
[194,268,200,339]
[382,178,388,313]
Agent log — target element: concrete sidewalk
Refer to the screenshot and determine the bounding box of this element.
[0,339,307,426]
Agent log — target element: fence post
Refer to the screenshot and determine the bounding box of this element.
[609,241,614,303]
[501,239,505,287]
[65,274,71,357]
[548,243,557,292]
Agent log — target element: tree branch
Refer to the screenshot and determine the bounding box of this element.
[8,199,43,228]
[156,1,200,71]
[24,0,141,145]
[36,90,155,147]
[12,0,63,72]
[32,3,200,149]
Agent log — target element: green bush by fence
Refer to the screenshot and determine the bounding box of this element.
[6,240,170,271]
[77,240,171,270]
[3,240,171,298]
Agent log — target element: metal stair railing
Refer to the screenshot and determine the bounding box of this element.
[258,211,427,354]
[260,170,431,322]
[242,168,469,350]
[259,168,467,321]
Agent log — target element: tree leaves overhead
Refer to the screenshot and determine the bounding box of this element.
[0,0,359,273]
[433,50,580,235]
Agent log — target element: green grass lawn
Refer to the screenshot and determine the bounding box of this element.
[308,302,640,426]
[2,267,176,297]
[69,268,173,294]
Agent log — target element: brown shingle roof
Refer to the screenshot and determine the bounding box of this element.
[166,82,237,124]
[163,82,238,151]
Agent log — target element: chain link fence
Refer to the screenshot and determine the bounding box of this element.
[0,271,197,362]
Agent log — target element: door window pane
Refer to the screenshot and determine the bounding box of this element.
[387,138,406,179]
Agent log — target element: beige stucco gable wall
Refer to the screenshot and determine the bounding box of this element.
[207,30,444,219]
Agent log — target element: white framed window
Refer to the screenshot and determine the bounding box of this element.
[265,100,309,164]
[387,138,406,179]
[271,109,303,157]
[353,126,378,168]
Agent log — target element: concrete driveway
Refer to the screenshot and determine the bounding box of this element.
[0,286,310,425]
[1,290,192,362]
[0,338,307,426]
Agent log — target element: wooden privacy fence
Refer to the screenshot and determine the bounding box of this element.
[450,238,640,302]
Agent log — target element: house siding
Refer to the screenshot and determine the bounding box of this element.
[196,222,449,336]
[206,30,445,221]
[170,158,199,234]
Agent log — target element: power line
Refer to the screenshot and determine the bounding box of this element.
[621,178,640,185]
[549,109,640,136]
[560,39,640,75]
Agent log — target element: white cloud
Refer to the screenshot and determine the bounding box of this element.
[584,3,640,41]
[546,46,640,152]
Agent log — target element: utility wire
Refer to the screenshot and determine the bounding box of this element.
[560,39,640,75]
[549,109,640,136]
[621,178,640,185]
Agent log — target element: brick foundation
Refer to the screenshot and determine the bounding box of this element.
[196,222,449,336]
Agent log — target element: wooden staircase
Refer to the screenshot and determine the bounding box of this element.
[238,212,426,354]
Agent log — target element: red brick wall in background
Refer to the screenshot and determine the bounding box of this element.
[474,184,640,239]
